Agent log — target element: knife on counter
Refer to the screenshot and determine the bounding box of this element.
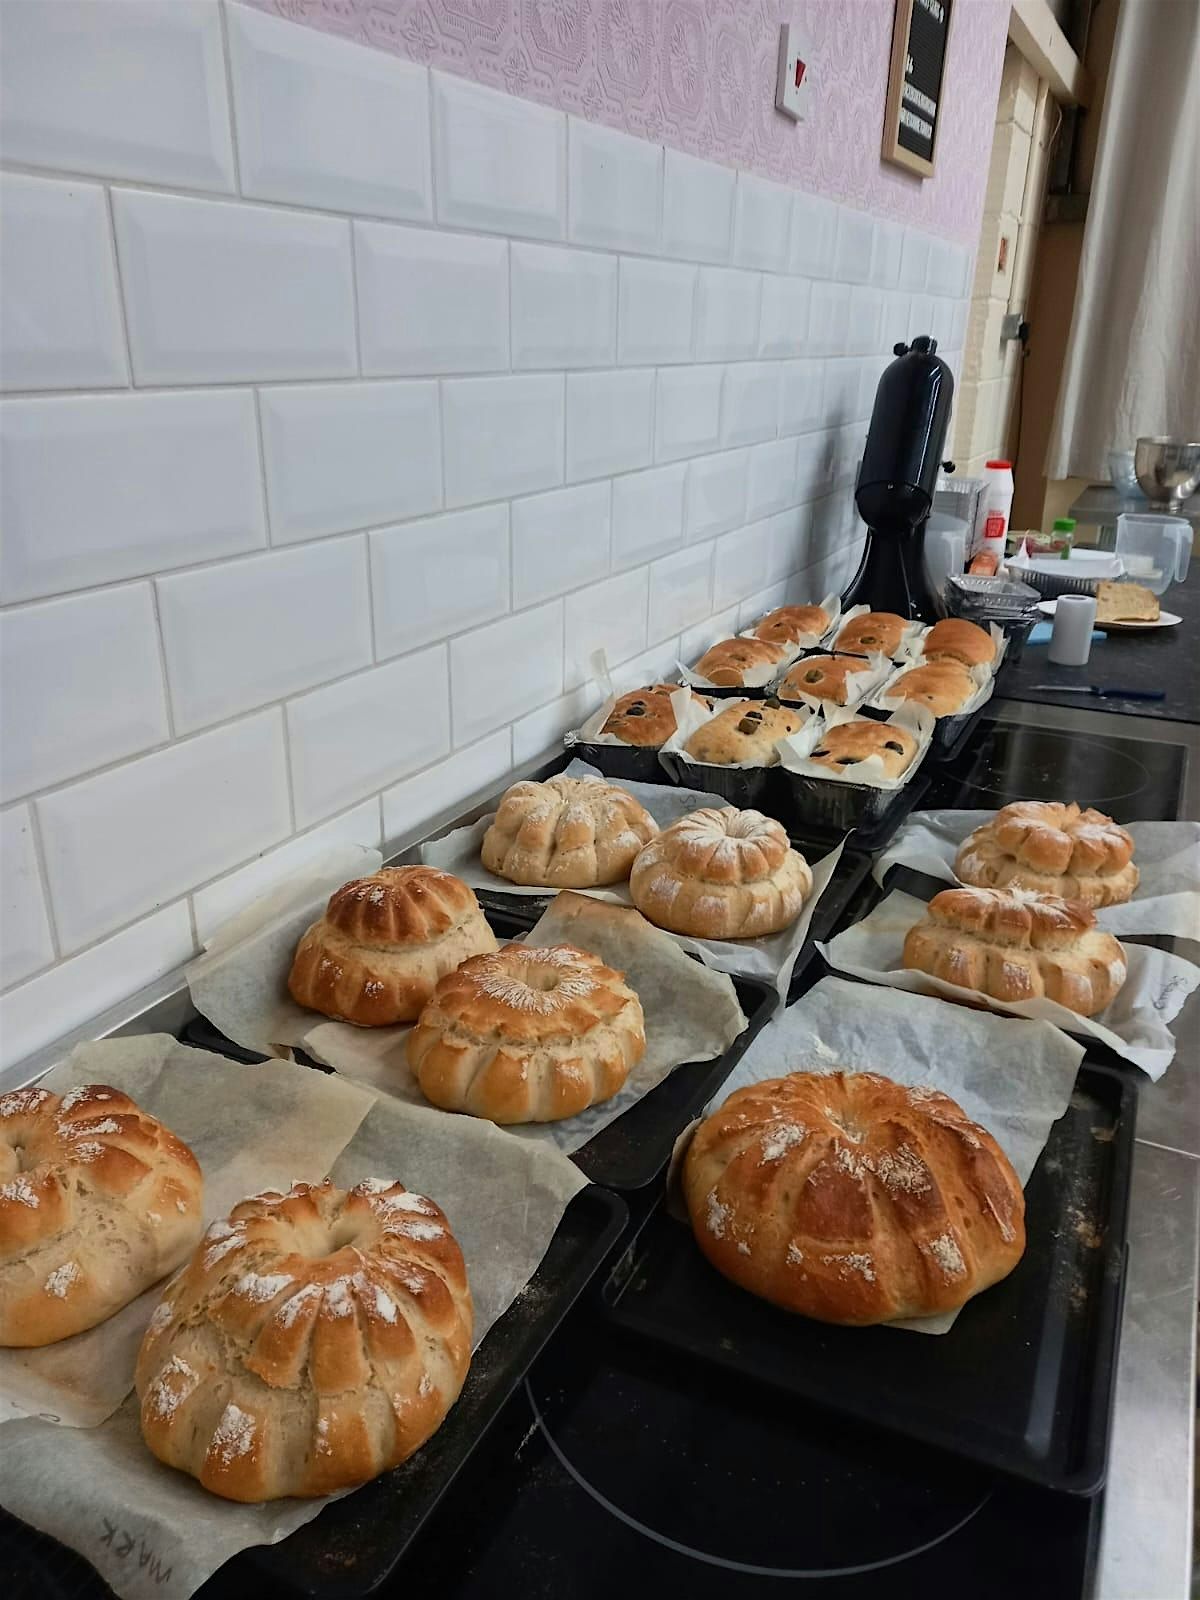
[1030,685,1166,700]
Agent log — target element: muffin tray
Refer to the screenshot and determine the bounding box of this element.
[601,1049,1136,1495]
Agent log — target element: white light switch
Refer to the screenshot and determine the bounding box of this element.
[775,24,811,123]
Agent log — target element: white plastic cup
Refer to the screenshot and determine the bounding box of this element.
[1048,593,1097,665]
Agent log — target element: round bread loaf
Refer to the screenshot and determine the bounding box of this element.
[1,1085,203,1347]
[752,605,832,646]
[885,660,976,717]
[600,684,707,748]
[954,801,1138,908]
[902,886,1127,1016]
[630,808,812,939]
[808,720,918,779]
[683,1071,1025,1325]
[481,775,657,887]
[778,655,861,706]
[136,1178,471,1502]
[692,636,789,687]
[683,700,805,766]
[922,617,996,669]
[407,943,645,1123]
[288,866,497,1027]
[833,611,908,657]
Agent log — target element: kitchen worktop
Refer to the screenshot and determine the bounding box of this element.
[998,560,1200,723]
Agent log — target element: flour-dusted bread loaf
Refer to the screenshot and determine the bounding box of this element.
[752,605,832,646]
[481,775,657,887]
[288,866,497,1027]
[778,655,862,706]
[1,1085,203,1347]
[902,886,1127,1016]
[683,700,805,766]
[833,611,908,657]
[807,719,919,779]
[692,636,789,686]
[683,1071,1025,1325]
[600,684,708,748]
[1096,579,1160,622]
[955,801,1139,908]
[136,1178,471,1502]
[922,618,997,669]
[630,808,813,939]
[408,943,645,1123]
[884,660,976,717]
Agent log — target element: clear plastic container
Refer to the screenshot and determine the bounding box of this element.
[1114,513,1192,595]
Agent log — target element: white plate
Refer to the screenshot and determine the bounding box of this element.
[1037,599,1183,630]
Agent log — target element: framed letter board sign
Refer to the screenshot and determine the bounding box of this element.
[882,0,953,178]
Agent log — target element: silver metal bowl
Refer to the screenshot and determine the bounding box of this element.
[1134,437,1200,506]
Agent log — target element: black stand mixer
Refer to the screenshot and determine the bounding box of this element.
[842,335,954,622]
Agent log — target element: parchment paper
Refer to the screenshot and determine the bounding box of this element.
[869,656,997,721]
[777,652,892,712]
[675,975,1084,1335]
[658,695,814,771]
[570,685,712,749]
[872,811,1200,939]
[0,1036,375,1429]
[739,591,843,651]
[909,621,1007,674]
[818,888,1200,1078]
[0,1056,588,1600]
[776,702,937,788]
[830,603,925,658]
[679,642,806,690]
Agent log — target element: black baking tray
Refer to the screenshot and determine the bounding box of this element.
[563,736,678,786]
[601,1058,1136,1496]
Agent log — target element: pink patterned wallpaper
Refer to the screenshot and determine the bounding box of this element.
[245,0,1009,243]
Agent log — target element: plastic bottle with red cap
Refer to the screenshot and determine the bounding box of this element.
[979,459,1014,568]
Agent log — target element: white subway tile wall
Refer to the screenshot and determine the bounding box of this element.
[0,0,970,1075]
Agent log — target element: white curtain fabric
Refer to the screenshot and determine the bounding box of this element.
[1046,0,1200,479]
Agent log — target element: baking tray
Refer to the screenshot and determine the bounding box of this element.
[601,1057,1136,1495]
[563,737,679,786]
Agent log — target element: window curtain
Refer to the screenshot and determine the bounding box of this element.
[1046,0,1200,479]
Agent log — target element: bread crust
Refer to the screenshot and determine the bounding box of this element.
[807,720,918,778]
[0,1085,203,1347]
[630,808,813,938]
[752,605,832,645]
[883,660,976,717]
[683,1071,1025,1324]
[833,611,908,657]
[778,655,861,706]
[954,801,1139,908]
[692,637,789,687]
[481,775,657,887]
[922,618,997,668]
[683,700,805,766]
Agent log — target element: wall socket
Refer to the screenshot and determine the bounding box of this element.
[775,24,811,122]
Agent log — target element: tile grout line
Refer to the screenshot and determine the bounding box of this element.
[216,0,245,197]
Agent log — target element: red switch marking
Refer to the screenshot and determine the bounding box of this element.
[795,58,806,88]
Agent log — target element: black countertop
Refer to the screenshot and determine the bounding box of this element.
[998,561,1199,722]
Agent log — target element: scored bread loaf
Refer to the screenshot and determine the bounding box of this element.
[136,1178,472,1501]
[683,700,805,766]
[1,1085,203,1347]
[481,775,657,887]
[692,637,789,687]
[921,618,997,669]
[630,807,813,939]
[683,1071,1025,1325]
[407,943,645,1123]
[778,655,862,706]
[752,605,832,646]
[288,866,497,1027]
[901,886,1127,1016]
[807,720,918,779]
[883,660,976,717]
[833,611,908,657]
[954,801,1138,908]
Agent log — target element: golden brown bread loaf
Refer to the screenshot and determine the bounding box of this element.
[833,611,908,657]
[692,636,789,686]
[922,618,997,669]
[884,660,976,716]
[599,684,708,747]
[807,720,919,779]
[778,655,862,706]
[901,886,1127,1016]
[1095,579,1159,622]
[683,1071,1025,1325]
[481,775,657,887]
[1,1085,203,1347]
[136,1178,471,1502]
[630,808,813,939]
[288,866,497,1027]
[407,943,645,1123]
[752,605,832,645]
[683,700,805,766]
[955,802,1139,908]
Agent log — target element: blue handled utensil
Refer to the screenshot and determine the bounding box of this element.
[1030,685,1166,700]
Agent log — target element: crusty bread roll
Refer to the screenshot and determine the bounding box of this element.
[600,684,708,748]
[808,720,918,778]
[408,943,645,1123]
[692,636,789,687]
[1,1085,203,1347]
[288,866,497,1027]
[1096,579,1159,622]
[683,700,805,766]
[833,611,908,657]
[630,808,812,939]
[902,886,1127,1016]
[684,1071,1025,1325]
[136,1178,471,1502]
[955,801,1138,908]
[884,660,976,717]
[922,618,997,669]
[481,775,657,887]
[752,605,832,646]
[778,655,862,706]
